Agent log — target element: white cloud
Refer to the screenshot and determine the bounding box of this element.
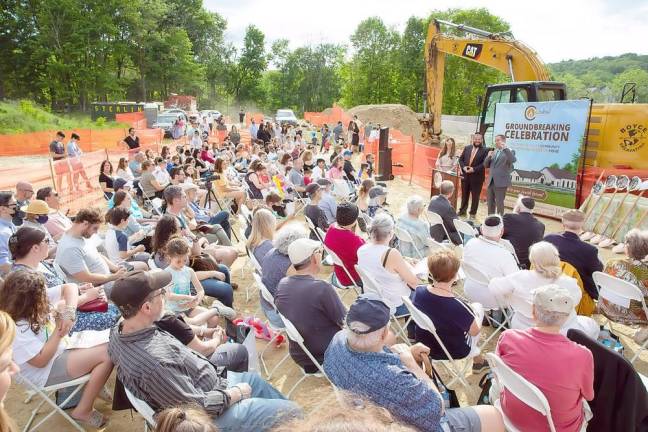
[205,0,648,63]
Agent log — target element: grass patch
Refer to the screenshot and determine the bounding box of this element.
[0,100,128,134]
[542,190,576,208]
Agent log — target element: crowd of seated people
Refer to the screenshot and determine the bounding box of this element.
[1,124,648,432]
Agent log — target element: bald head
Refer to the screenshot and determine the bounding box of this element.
[15,181,34,201]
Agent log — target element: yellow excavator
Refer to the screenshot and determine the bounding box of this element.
[421,19,648,172]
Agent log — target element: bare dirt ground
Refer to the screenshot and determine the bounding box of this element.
[3,159,647,432]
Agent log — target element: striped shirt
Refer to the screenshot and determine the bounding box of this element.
[108,323,229,416]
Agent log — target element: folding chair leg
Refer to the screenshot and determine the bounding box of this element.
[266,352,290,381]
[260,332,281,376]
[286,373,310,398]
[631,337,648,364]
[391,316,411,345]
[24,385,86,432]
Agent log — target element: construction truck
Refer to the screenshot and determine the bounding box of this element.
[421,19,648,185]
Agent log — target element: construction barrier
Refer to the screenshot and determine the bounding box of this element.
[0,127,164,156]
[116,112,147,129]
[245,112,265,127]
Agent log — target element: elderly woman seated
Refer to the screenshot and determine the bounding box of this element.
[396,195,431,259]
[602,228,648,326]
[413,249,486,371]
[357,213,418,316]
[489,241,599,339]
[495,284,594,432]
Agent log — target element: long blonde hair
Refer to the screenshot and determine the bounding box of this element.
[530,241,562,280]
[0,310,17,432]
[247,208,276,251]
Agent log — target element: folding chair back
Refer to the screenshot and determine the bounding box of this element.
[278,313,325,374]
[461,260,491,286]
[394,225,424,259]
[427,211,452,241]
[354,265,385,301]
[593,271,648,315]
[323,244,359,288]
[485,353,557,432]
[248,249,263,274]
[124,387,157,430]
[51,261,69,282]
[304,215,324,242]
[253,272,277,309]
[316,227,326,244]
[332,179,352,199]
[401,296,457,362]
[428,238,449,252]
[453,219,477,242]
[147,258,159,270]
[240,204,253,223]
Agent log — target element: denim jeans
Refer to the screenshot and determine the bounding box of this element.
[214,371,301,432]
[260,300,285,329]
[201,264,234,307]
[209,211,232,239]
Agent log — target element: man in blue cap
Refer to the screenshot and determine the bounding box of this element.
[323,294,504,432]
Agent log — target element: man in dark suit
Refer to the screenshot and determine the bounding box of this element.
[458,133,489,219]
[502,196,545,268]
[544,209,603,300]
[428,180,462,245]
[484,134,516,215]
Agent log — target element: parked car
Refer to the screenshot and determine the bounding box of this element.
[200,110,222,121]
[162,108,188,120]
[153,113,183,137]
[275,109,298,126]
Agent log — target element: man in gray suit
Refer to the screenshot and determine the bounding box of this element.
[485,134,516,215]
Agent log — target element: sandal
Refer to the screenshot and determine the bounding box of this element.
[73,410,109,429]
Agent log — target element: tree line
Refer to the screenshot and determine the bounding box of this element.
[1,2,646,118]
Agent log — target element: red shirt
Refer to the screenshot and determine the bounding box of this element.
[323,225,364,286]
[496,328,594,432]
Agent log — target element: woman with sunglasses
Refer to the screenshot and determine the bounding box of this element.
[0,269,114,428]
[10,227,120,333]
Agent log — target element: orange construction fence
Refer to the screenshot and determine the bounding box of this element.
[245,112,265,127]
[0,127,164,157]
[116,112,147,129]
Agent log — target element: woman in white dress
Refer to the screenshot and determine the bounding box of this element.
[489,241,599,338]
[435,137,458,173]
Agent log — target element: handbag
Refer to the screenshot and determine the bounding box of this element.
[77,298,108,313]
[420,356,461,408]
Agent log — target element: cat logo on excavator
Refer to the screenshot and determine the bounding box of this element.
[462,43,482,60]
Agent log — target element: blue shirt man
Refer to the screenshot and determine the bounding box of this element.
[0,192,18,272]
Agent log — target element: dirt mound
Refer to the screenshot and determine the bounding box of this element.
[348,104,422,139]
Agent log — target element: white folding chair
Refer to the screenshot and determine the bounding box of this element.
[461,260,512,349]
[322,244,361,298]
[304,215,324,243]
[240,204,253,223]
[427,211,452,243]
[277,313,334,400]
[355,265,410,344]
[147,258,159,270]
[20,373,91,432]
[138,182,163,216]
[124,386,157,431]
[253,272,290,379]
[332,179,353,200]
[453,219,478,244]
[51,261,69,283]
[486,353,591,432]
[401,295,475,396]
[593,271,648,364]
[394,225,425,259]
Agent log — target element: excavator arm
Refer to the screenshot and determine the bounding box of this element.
[422,19,551,145]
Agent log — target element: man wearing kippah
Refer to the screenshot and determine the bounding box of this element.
[463,214,519,309]
[544,209,603,301]
[324,294,505,432]
[502,195,545,269]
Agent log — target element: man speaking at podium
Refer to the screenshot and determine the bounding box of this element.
[485,134,516,215]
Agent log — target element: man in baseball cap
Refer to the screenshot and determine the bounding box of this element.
[496,285,594,431]
[274,238,347,373]
[108,269,302,428]
[110,269,171,317]
[323,293,502,432]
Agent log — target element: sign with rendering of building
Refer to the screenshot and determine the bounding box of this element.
[494,99,591,218]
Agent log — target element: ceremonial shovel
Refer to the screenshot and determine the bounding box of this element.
[612,209,648,254]
[591,176,642,244]
[581,175,624,241]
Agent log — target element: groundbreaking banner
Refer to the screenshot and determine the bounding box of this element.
[494,99,591,218]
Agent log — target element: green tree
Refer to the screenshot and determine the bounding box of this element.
[341,17,400,107]
[227,25,267,103]
[611,68,648,103]
[396,17,428,111]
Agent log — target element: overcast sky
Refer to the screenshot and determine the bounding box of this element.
[205,0,648,63]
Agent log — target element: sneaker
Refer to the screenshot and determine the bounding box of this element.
[211,300,237,320]
[472,360,488,373]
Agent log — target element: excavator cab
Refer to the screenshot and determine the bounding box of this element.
[478,81,567,146]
